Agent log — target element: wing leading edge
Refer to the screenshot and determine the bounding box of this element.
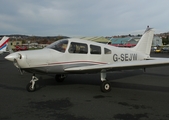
[64,58,169,73]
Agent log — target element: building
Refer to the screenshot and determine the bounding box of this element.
[76,36,110,44]
[9,41,22,50]
[110,37,139,47]
[152,36,163,46]
[110,35,163,47]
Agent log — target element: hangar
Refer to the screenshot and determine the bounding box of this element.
[76,36,110,44]
[110,36,163,47]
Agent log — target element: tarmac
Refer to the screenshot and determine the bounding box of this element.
[1,52,169,120]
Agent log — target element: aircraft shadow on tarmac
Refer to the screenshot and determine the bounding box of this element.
[37,70,143,85]
[111,82,169,93]
[144,72,169,77]
[35,69,169,93]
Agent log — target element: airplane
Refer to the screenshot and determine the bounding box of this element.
[0,36,10,54]
[5,27,169,92]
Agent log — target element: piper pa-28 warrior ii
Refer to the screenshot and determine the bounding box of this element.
[0,36,10,54]
[5,27,169,92]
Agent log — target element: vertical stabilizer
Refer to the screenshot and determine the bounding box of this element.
[0,36,9,53]
[132,27,154,55]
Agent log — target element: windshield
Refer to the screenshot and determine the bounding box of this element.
[45,39,68,53]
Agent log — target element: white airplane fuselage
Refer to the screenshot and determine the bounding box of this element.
[6,38,148,74]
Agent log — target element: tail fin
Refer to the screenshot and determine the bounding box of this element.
[0,36,10,53]
[132,27,154,55]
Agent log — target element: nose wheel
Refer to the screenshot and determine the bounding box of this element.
[26,83,36,92]
[26,74,39,92]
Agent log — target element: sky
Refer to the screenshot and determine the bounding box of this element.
[0,0,169,37]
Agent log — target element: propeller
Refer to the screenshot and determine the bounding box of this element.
[14,58,23,74]
[5,53,24,74]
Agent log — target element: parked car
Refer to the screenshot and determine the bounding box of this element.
[15,45,28,51]
[154,49,161,53]
[153,46,162,53]
[161,46,169,53]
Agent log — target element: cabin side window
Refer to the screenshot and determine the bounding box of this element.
[68,42,88,54]
[104,48,111,54]
[90,45,101,54]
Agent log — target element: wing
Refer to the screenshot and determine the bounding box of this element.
[64,58,169,73]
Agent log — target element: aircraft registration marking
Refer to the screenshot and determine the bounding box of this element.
[113,53,137,62]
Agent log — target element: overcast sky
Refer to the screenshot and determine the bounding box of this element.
[0,0,169,37]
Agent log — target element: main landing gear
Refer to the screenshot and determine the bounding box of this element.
[26,74,67,92]
[26,74,39,92]
[55,74,67,82]
[100,70,111,92]
[25,72,111,92]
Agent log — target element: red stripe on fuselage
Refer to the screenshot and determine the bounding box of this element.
[33,61,107,67]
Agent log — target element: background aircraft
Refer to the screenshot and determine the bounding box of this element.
[5,27,169,92]
[0,36,10,54]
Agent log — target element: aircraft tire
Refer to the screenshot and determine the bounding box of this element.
[100,81,111,92]
[55,74,65,82]
[26,83,36,92]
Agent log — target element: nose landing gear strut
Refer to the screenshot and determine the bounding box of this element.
[26,74,39,92]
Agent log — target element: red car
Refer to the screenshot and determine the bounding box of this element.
[15,45,28,51]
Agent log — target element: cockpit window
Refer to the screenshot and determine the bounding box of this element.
[45,39,68,53]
